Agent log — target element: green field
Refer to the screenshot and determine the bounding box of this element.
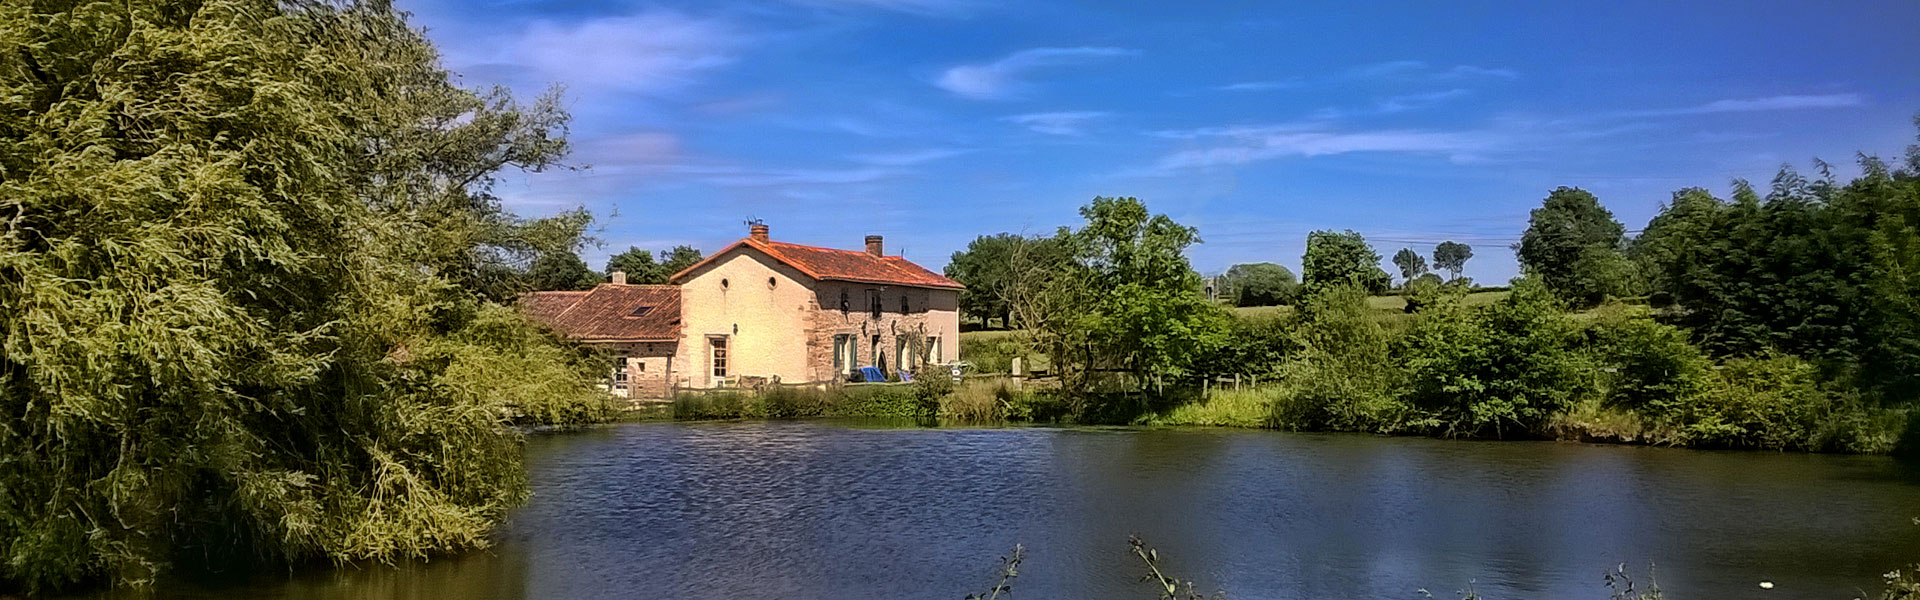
[1229,290,1511,320]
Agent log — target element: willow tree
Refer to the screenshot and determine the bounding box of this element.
[0,0,610,592]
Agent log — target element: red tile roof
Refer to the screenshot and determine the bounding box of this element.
[668,238,964,290]
[519,285,681,342]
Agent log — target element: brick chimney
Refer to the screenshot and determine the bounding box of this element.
[749,223,769,242]
[864,235,884,256]
[610,270,626,285]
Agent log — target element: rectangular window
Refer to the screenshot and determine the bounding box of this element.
[929,337,942,364]
[613,354,629,386]
[900,295,909,313]
[870,335,881,371]
[833,334,852,375]
[867,289,882,318]
[896,337,910,372]
[710,337,728,378]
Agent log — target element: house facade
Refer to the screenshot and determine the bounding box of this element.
[522,224,962,398]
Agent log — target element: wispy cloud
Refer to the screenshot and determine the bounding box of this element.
[509,11,742,96]
[1214,79,1304,92]
[1348,60,1518,81]
[780,0,982,17]
[687,165,903,186]
[935,46,1137,99]
[1619,93,1865,117]
[847,148,974,166]
[1312,88,1473,118]
[1002,111,1111,135]
[1147,123,1499,172]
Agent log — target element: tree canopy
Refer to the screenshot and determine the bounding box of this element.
[604,244,703,284]
[1433,241,1473,281]
[1301,230,1390,294]
[0,1,609,591]
[1221,263,1299,307]
[1516,187,1634,306]
[1392,248,1429,285]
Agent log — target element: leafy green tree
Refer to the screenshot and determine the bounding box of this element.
[1401,273,1453,314]
[946,234,1021,326]
[1584,306,1712,414]
[526,250,603,290]
[605,246,663,283]
[1516,187,1634,306]
[1221,263,1300,307]
[1301,230,1390,294]
[1392,248,1428,285]
[1432,241,1474,282]
[1044,198,1230,392]
[0,1,609,591]
[1270,284,1400,431]
[658,245,704,278]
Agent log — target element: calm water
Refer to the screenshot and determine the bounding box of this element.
[104,422,1920,599]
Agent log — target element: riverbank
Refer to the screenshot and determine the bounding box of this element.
[658,375,1915,455]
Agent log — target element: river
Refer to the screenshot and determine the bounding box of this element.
[96,421,1920,599]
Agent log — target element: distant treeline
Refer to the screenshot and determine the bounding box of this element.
[943,117,1920,450]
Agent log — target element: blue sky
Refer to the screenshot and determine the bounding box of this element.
[403,0,1920,283]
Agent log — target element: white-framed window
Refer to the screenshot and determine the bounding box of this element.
[929,337,942,363]
[612,355,629,389]
[833,334,853,375]
[710,336,728,378]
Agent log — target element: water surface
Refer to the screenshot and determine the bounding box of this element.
[109,421,1920,599]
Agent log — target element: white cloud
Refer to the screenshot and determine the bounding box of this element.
[684,165,903,186]
[781,0,981,16]
[510,11,741,96]
[1002,111,1111,135]
[847,148,973,166]
[1151,127,1496,172]
[1347,60,1518,81]
[1214,79,1304,92]
[935,47,1136,99]
[1621,93,1865,117]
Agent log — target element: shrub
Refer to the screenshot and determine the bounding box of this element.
[754,387,834,419]
[1266,285,1403,431]
[838,385,923,419]
[1399,279,1590,438]
[671,391,749,420]
[1584,305,1712,414]
[1668,354,1899,452]
[1157,387,1273,427]
[942,379,1010,423]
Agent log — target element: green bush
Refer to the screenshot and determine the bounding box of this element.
[837,384,924,419]
[1583,305,1713,414]
[753,387,834,419]
[671,391,750,420]
[1265,285,1403,432]
[1668,354,1899,452]
[1399,279,1590,438]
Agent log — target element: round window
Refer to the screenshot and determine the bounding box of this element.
[721,278,729,289]
[768,276,777,289]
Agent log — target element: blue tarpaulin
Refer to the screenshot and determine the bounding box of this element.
[858,366,886,383]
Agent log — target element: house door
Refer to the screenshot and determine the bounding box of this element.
[708,336,728,386]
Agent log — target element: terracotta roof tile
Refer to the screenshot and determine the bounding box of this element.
[669,238,964,290]
[520,285,680,342]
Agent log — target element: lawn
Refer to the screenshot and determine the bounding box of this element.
[1231,290,1511,320]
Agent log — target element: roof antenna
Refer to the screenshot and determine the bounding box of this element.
[743,216,764,227]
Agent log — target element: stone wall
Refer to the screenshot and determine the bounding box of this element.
[806,282,960,382]
[598,341,677,400]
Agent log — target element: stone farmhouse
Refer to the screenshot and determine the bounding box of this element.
[521,224,963,399]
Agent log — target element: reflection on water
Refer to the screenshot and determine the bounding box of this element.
[85,422,1920,599]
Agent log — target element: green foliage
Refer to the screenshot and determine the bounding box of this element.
[603,244,704,285]
[1302,230,1391,294]
[1583,305,1713,414]
[1517,187,1634,307]
[1665,354,1898,452]
[947,233,1056,326]
[1401,273,1455,314]
[1044,198,1231,388]
[1432,241,1474,281]
[0,1,610,591]
[1221,262,1300,307]
[1398,279,1590,437]
[1392,248,1429,284]
[1266,285,1401,431]
[525,250,603,291]
[1634,148,1920,396]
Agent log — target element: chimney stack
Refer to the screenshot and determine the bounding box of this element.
[865,235,884,257]
[749,223,770,242]
[610,270,627,285]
